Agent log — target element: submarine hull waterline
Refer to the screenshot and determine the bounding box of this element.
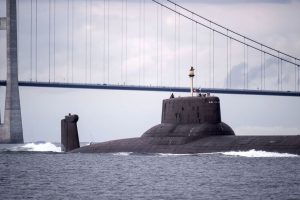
[68,96,300,155]
[71,136,300,155]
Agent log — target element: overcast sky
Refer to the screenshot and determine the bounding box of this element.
[0,0,300,142]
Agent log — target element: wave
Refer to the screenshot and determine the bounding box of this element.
[112,152,133,156]
[4,145,297,157]
[220,149,298,158]
[150,151,299,157]
[158,153,194,157]
[8,142,61,152]
[111,150,299,157]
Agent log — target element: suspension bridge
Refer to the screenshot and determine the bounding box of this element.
[0,0,299,143]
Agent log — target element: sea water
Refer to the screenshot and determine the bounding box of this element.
[0,143,299,200]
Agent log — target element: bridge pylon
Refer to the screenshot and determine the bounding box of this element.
[0,0,23,143]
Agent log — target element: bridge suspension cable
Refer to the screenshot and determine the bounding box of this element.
[121,0,128,84]
[297,58,300,92]
[53,0,56,82]
[103,0,106,83]
[8,0,300,95]
[263,53,266,89]
[48,0,51,83]
[30,0,32,81]
[277,52,280,91]
[139,0,141,85]
[107,0,110,84]
[209,22,211,88]
[160,5,163,86]
[192,13,197,82]
[143,0,146,85]
[260,45,262,90]
[226,30,229,88]
[121,0,124,83]
[191,13,193,67]
[229,37,232,88]
[71,0,74,83]
[67,0,70,83]
[246,44,249,89]
[195,20,198,87]
[295,59,297,91]
[156,4,159,86]
[85,0,87,83]
[178,12,180,87]
[152,0,300,68]
[165,0,300,64]
[297,59,300,92]
[89,0,92,83]
[174,4,177,87]
[280,59,283,90]
[154,0,300,91]
[35,0,37,82]
[125,0,128,84]
[212,30,214,88]
[243,37,245,89]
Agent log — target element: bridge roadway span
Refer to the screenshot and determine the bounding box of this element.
[0,80,300,97]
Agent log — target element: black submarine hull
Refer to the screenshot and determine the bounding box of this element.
[71,136,300,155]
[65,96,300,155]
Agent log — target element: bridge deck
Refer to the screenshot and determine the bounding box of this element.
[0,80,299,97]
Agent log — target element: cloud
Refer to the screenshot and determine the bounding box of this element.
[226,56,298,90]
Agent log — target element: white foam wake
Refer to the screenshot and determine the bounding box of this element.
[158,153,193,157]
[112,152,132,156]
[111,151,299,157]
[221,149,298,158]
[10,142,61,152]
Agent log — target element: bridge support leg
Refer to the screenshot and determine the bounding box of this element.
[0,0,23,143]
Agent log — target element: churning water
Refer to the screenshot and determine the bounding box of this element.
[0,143,299,200]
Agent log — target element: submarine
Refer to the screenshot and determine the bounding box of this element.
[62,68,300,155]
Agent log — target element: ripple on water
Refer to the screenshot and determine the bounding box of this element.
[0,145,299,200]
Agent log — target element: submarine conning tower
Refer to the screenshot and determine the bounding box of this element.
[142,95,235,145]
[61,114,80,152]
[162,96,221,124]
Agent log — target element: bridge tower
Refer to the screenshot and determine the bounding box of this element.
[0,0,23,143]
